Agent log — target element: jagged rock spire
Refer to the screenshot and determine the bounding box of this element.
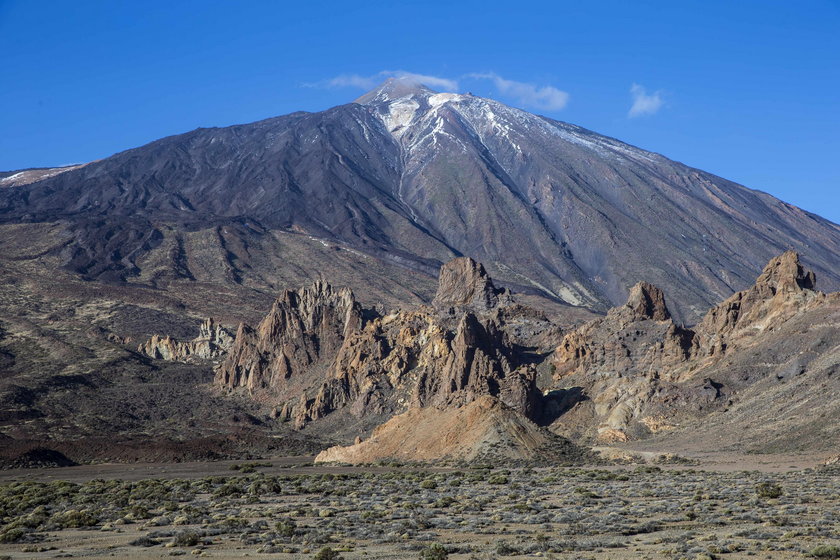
[623,281,671,321]
[215,280,362,395]
[432,257,508,312]
[754,250,816,294]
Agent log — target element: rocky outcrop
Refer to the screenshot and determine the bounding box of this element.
[432,257,510,313]
[623,282,671,322]
[693,251,823,358]
[553,282,692,380]
[291,309,540,428]
[314,395,582,464]
[215,281,362,400]
[550,282,695,441]
[138,318,233,362]
[214,258,547,430]
[549,253,832,443]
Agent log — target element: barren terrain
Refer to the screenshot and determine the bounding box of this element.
[0,457,837,559]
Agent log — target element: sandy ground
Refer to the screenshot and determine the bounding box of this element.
[1,448,832,485]
[0,456,461,485]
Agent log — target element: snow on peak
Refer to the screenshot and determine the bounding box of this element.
[354,77,437,105]
[381,97,421,138]
[428,92,465,108]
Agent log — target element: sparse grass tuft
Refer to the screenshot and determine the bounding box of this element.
[811,545,840,559]
[755,481,783,499]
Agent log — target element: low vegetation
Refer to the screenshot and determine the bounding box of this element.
[0,465,837,558]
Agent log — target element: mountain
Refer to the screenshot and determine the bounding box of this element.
[2,78,839,323]
[2,78,840,465]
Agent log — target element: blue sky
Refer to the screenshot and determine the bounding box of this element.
[1,0,838,223]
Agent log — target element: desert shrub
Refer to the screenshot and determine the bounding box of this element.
[313,546,343,560]
[172,530,200,547]
[420,479,438,490]
[495,540,519,555]
[128,504,152,519]
[434,496,456,508]
[488,475,509,485]
[52,509,98,528]
[755,482,783,499]
[811,545,840,559]
[218,516,248,530]
[574,487,600,499]
[0,528,25,543]
[419,542,448,559]
[213,483,243,498]
[275,517,297,537]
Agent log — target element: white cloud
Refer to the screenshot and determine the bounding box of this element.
[628,83,664,117]
[321,71,458,92]
[390,71,459,91]
[467,72,569,111]
[326,74,380,90]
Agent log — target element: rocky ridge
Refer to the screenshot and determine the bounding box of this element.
[215,257,548,430]
[135,251,838,458]
[550,251,838,443]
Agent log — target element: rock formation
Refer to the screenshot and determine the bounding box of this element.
[314,395,582,464]
[213,258,548,431]
[138,318,233,362]
[215,281,362,400]
[432,257,509,313]
[549,252,835,444]
[692,251,822,358]
[553,281,693,380]
[292,310,540,428]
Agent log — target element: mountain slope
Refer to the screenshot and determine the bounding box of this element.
[2,78,839,322]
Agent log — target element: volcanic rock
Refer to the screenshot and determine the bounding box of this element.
[432,257,509,313]
[293,308,541,427]
[553,282,692,380]
[623,282,671,322]
[693,251,823,358]
[550,282,694,441]
[215,281,362,399]
[138,318,233,362]
[549,252,834,443]
[214,258,545,429]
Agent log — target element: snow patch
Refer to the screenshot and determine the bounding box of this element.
[0,172,24,183]
[428,93,463,109]
[381,97,420,138]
